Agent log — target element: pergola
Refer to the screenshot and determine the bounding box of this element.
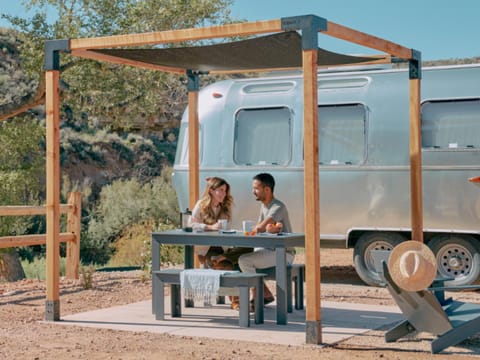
[44,14,423,344]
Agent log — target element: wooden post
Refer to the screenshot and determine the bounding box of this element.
[409,76,423,242]
[303,48,322,344]
[188,89,200,210]
[187,72,201,269]
[65,192,81,279]
[45,69,61,321]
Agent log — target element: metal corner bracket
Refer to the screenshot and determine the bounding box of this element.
[186,69,209,92]
[281,15,327,50]
[409,49,422,79]
[44,39,70,71]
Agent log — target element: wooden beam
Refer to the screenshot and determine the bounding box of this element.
[188,89,200,269]
[303,49,322,345]
[325,21,413,60]
[0,233,75,249]
[71,50,186,74]
[0,204,71,216]
[65,192,81,279]
[45,70,61,321]
[188,91,200,209]
[409,78,423,242]
[70,20,282,50]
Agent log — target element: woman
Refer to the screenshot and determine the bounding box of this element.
[190,177,253,310]
[190,177,233,234]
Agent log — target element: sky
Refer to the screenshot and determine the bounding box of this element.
[1,0,478,61]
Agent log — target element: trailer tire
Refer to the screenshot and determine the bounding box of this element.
[428,235,480,286]
[353,232,406,287]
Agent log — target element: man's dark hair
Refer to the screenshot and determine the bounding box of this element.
[253,173,275,192]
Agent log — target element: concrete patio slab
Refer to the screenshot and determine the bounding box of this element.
[57,298,402,346]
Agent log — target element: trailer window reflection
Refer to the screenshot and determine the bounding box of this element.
[234,107,292,166]
[318,104,366,165]
[422,99,480,149]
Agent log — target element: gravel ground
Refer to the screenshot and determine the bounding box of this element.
[1,248,479,359]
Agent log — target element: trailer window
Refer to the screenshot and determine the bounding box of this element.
[422,99,480,149]
[318,104,366,165]
[234,107,291,165]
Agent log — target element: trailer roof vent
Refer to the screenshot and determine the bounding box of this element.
[318,78,369,90]
[242,82,296,94]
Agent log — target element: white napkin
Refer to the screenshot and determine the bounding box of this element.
[180,269,239,305]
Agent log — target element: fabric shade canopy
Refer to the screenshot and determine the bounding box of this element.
[89,31,380,72]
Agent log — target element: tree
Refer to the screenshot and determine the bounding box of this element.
[0,0,235,279]
[1,0,235,127]
[0,115,45,281]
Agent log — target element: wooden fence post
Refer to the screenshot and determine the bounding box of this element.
[65,192,81,279]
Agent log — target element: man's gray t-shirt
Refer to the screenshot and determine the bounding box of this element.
[258,198,292,233]
[258,198,294,254]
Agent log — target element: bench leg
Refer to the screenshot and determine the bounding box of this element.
[254,277,264,324]
[171,284,182,317]
[155,281,165,320]
[294,268,304,310]
[152,275,157,315]
[287,267,293,313]
[238,286,250,327]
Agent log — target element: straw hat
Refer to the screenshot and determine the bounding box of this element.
[388,240,437,291]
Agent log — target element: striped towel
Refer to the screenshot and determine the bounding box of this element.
[180,269,239,305]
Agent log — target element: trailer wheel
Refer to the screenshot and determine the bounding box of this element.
[353,232,406,286]
[428,235,480,286]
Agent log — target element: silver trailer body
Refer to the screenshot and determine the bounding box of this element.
[172,64,480,286]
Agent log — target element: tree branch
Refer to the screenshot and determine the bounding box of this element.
[0,61,79,122]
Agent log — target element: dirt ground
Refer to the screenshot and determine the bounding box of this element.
[1,248,480,359]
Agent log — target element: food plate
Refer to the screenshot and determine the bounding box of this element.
[219,229,236,234]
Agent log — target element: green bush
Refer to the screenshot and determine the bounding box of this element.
[83,167,179,265]
[21,256,66,280]
[107,220,182,276]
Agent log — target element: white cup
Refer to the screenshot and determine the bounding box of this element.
[242,220,255,233]
[218,219,228,230]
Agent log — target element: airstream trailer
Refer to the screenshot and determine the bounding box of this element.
[172,63,480,287]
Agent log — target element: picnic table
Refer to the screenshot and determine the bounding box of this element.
[151,229,305,325]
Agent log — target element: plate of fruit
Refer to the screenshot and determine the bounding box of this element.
[265,222,283,234]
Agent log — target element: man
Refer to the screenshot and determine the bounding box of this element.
[238,173,295,310]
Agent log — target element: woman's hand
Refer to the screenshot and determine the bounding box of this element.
[206,222,220,231]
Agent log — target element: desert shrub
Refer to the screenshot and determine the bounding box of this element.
[21,256,66,280]
[108,220,182,273]
[80,265,96,289]
[111,141,134,162]
[108,222,152,267]
[83,167,179,265]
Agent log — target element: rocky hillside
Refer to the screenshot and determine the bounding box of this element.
[0,27,180,196]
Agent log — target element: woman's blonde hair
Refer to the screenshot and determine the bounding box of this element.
[198,177,233,224]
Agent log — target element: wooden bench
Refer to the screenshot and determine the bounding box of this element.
[258,263,305,312]
[152,269,265,327]
[216,263,305,312]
